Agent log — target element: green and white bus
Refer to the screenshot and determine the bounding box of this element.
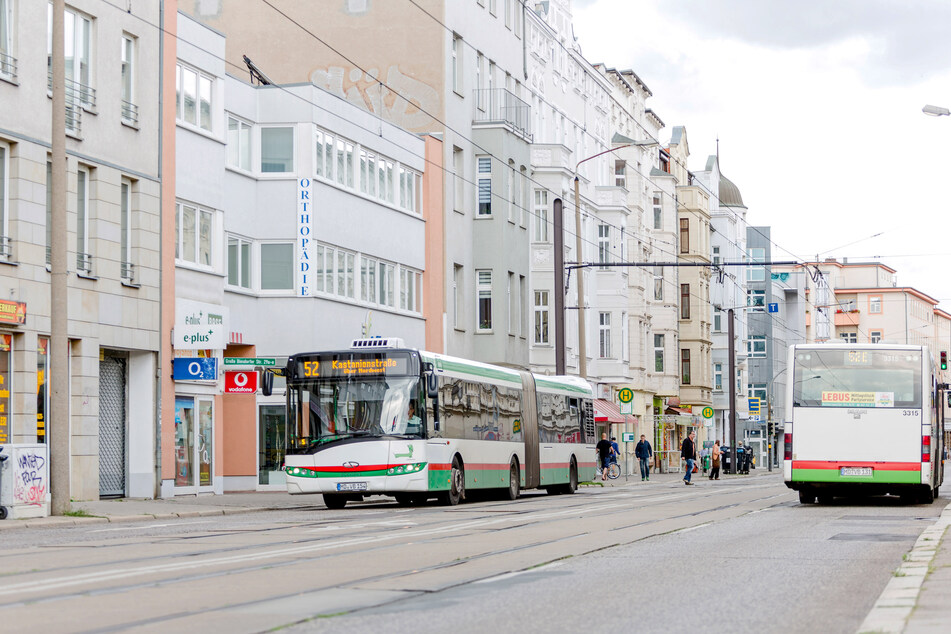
[279,338,598,509]
[784,343,944,504]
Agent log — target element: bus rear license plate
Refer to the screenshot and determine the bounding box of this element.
[337,482,368,492]
[841,467,872,477]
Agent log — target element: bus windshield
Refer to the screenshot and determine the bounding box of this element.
[793,348,922,409]
[289,375,423,449]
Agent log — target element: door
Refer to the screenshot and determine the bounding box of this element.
[175,396,214,492]
[258,405,287,487]
[98,355,127,497]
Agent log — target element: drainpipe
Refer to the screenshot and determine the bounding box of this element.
[154,0,165,500]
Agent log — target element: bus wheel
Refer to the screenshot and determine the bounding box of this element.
[323,494,347,510]
[919,486,935,504]
[798,490,816,504]
[817,494,833,505]
[565,458,579,494]
[506,460,520,501]
[395,494,414,507]
[443,458,464,506]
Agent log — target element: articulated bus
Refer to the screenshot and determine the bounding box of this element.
[784,343,944,504]
[279,338,598,509]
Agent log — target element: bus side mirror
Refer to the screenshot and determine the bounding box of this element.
[427,372,438,399]
[262,370,273,397]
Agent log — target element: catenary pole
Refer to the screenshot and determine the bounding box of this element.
[728,308,737,475]
[573,176,586,379]
[553,198,565,375]
[50,0,71,515]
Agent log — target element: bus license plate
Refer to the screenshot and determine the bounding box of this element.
[841,467,872,477]
[337,482,367,492]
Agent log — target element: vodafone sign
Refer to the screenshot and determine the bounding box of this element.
[225,371,259,394]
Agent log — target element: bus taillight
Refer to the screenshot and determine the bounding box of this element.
[922,435,931,463]
[784,433,792,460]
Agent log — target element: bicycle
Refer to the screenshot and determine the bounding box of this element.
[598,453,621,480]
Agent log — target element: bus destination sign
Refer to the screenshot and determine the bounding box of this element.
[296,353,413,379]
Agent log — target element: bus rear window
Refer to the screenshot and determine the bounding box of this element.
[793,349,921,409]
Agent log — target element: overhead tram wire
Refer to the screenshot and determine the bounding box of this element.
[265,0,812,274]
[98,0,629,263]
[111,0,821,306]
[401,0,811,268]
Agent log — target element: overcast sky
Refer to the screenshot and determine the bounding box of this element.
[573,0,951,310]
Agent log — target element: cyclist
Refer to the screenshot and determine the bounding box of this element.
[596,433,615,481]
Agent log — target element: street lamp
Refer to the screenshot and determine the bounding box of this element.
[569,140,658,379]
[923,104,950,117]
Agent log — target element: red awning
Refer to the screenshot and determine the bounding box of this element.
[594,399,626,424]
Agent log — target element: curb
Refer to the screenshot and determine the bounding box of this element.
[856,502,951,633]
[0,505,301,531]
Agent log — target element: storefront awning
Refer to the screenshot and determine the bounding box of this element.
[594,399,626,424]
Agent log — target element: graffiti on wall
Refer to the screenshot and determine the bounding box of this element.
[310,65,440,131]
[12,447,48,506]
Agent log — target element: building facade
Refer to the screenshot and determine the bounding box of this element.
[0,0,164,500]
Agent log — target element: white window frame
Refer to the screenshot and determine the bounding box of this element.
[453,147,464,212]
[746,335,767,358]
[175,200,214,271]
[653,266,663,301]
[175,62,213,132]
[259,241,295,292]
[226,234,252,290]
[120,33,135,123]
[533,189,549,242]
[48,5,94,108]
[477,269,492,332]
[378,260,396,307]
[534,289,549,344]
[599,311,612,359]
[714,362,723,391]
[615,160,626,188]
[453,264,463,330]
[120,178,133,280]
[477,156,492,216]
[748,383,767,401]
[400,266,422,313]
[226,115,252,172]
[452,34,462,94]
[747,247,766,282]
[654,334,664,372]
[361,255,378,305]
[652,193,662,230]
[870,330,883,344]
[0,0,14,81]
[870,295,882,314]
[0,142,7,256]
[747,289,766,309]
[76,165,91,274]
[260,125,295,175]
[839,331,858,344]
[598,224,610,268]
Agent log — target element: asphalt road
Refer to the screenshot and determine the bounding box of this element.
[0,474,944,633]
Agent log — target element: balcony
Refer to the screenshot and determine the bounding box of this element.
[594,185,627,208]
[473,88,532,142]
[48,73,96,136]
[834,310,860,327]
[0,52,17,81]
[121,100,138,126]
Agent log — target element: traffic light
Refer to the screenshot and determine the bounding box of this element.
[941,351,947,371]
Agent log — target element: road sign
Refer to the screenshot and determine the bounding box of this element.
[173,358,218,381]
[748,397,761,413]
[768,303,778,313]
[223,357,277,367]
[701,406,714,419]
[621,432,636,442]
[225,371,259,394]
[619,401,634,415]
[750,414,762,422]
[617,388,634,403]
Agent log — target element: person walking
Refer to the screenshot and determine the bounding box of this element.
[635,434,653,481]
[709,440,721,480]
[681,430,697,485]
[596,433,615,481]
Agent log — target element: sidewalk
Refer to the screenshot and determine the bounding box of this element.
[857,500,951,634]
[0,467,777,531]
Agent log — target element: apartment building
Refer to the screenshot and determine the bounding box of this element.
[163,14,433,496]
[0,0,164,500]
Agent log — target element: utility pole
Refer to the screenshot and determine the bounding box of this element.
[573,176,586,379]
[553,198,566,375]
[50,0,71,515]
[728,308,737,474]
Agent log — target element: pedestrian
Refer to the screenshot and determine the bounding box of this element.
[596,432,615,481]
[709,440,721,480]
[610,436,620,469]
[635,434,653,481]
[681,430,697,485]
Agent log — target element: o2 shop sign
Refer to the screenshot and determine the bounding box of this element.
[225,371,259,394]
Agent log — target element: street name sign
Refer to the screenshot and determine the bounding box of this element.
[223,357,277,367]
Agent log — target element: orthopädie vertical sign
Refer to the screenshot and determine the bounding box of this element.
[297,178,314,297]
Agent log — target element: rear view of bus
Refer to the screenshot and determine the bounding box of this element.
[784,344,942,505]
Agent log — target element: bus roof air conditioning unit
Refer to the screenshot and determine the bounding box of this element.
[351,337,406,349]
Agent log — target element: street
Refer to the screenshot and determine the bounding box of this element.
[0,473,944,633]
